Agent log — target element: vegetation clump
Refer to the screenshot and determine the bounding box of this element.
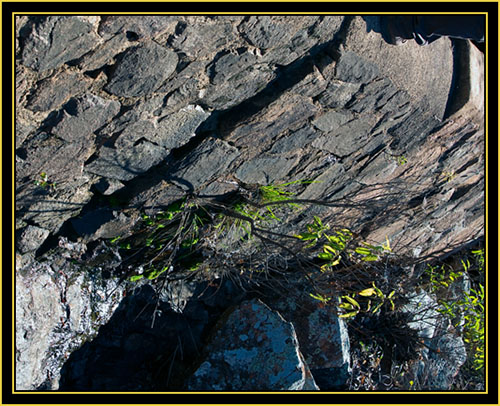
[102,179,485,391]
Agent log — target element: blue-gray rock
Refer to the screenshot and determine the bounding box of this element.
[311,113,377,157]
[234,155,299,185]
[267,295,351,390]
[148,105,210,149]
[170,138,239,191]
[402,291,441,340]
[97,15,178,40]
[170,19,238,58]
[335,51,380,84]
[16,247,126,390]
[26,70,93,113]
[238,16,317,50]
[187,299,319,391]
[21,16,101,72]
[16,266,65,389]
[424,332,468,390]
[84,142,169,181]
[105,42,178,97]
[402,290,468,390]
[52,94,121,142]
[16,225,50,253]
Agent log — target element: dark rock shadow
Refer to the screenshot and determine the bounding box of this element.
[58,280,246,391]
[361,16,382,35]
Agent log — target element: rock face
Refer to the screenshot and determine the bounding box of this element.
[21,16,101,72]
[104,41,178,97]
[14,15,484,391]
[188,299,319,391]
[16,239,125,390]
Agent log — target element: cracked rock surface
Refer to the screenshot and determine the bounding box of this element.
[14,15,484,391]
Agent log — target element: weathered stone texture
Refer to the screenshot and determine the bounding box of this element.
[170,138,240,191]
[84,142,169,181]
[52,94,121,142]
[15,15,484,391]
[97,15,178,40]
[268,295,351,389]
[22,16,102,72]
[104,42,178,97]
[26,70,94,113]
[187,299,319,390]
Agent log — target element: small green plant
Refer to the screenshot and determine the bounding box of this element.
[338,282,396,319]
[354,237,392,262]
[441,170,457,182]
[395,155,407,166]
[34,172,56,192]
[216,180,313,239]
[424,251,485,374]
[319,228,354,269]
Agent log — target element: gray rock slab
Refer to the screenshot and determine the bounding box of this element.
[228,94,319,147]
[288,67,328,98]
[312,110,353,132]
[202,54,276,110]
[155,60,208,105]
[19,188,95,234]
[26,70,93,113]
[128,181,186,216]
[22,16,101,72]
[170,138,239,191]
[345,77,409,115]
[310,16,345,42]
[170,20,238,58]
[267,295,351,389]
[317,80,362,109]
[312,114,377,157]
[105,41,178,97]
[52,94,121,142]
[93,177,125,195]
[71,208,139,241]
[149,105,210,149]
[187,299,319,391]
[238,16,318,50]
[84,142,169,181]
[16,225,50,253]
[335,50,380,84]
[97,16,178,40]
[342,16,453,120]
[78,32,130,71]
[210,51,259,85]
[234,155,299,185]
[16,133,97,232]
[16,268,64,389]
[114,118,157,149]
[268,126,317,154]
[298,163,347,200]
